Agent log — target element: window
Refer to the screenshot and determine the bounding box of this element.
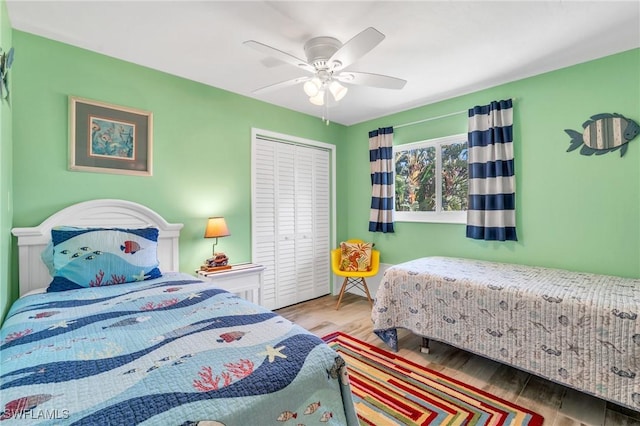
[394,133,468,223]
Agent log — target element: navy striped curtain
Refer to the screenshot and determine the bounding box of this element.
[369,127,394,233]
[466,100,517,241]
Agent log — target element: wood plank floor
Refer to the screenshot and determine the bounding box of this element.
[275,293,640,426]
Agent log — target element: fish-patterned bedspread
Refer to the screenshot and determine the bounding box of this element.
[371,257,640,411]
[1,273,358,425]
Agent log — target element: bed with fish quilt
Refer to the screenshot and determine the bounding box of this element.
[1,272,358,425]
[371,256,640,411]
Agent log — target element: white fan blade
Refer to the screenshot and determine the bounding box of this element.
[336,71,406,90]
[252,76,311,94]
[243,40,315,73]
[329,27,385,71]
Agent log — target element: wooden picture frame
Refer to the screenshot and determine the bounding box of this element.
[69,96,153,176]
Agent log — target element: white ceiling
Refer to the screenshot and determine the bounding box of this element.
[6,1,640,126]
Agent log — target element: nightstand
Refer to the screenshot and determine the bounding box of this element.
[196,263,265,304]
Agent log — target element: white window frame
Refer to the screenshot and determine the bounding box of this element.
[393,133,467,224]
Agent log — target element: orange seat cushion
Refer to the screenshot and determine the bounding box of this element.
[339,241,373,272]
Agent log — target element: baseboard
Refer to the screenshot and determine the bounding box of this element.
[332,262,393,299]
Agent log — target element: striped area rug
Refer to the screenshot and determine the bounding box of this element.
[323,332,544,426]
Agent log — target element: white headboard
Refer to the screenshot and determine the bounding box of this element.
[11,199,184,296]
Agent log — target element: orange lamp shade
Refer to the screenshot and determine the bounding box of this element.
[204,217,230,239]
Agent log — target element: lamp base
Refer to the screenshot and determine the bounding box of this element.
[204,252,229,268]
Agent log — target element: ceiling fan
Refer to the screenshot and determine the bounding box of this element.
[244,27,407,107]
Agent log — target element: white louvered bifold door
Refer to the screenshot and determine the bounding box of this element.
[275,143,298,308]
[253,137,331,310]
[312,148,331,299]
[253,141,277,307]
[294,146,315,303]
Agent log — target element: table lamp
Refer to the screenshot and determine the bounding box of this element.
[204,217,231,269]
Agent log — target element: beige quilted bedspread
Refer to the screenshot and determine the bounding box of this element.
[372,256,640,411]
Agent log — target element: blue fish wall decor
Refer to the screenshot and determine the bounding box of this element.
[564,113,639,157]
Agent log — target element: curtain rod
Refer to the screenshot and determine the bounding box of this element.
[394,98,517,130]
[394,110,466,129]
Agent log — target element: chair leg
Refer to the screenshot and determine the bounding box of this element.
[361,277,373,306]
[335,277,349,310]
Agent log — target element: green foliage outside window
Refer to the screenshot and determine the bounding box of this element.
[441,143,468,211]
[395,146,436,211]
[395,140,467,213]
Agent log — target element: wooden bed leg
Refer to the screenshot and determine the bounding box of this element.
[420,337,430,354]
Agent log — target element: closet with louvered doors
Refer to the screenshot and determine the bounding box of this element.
[252,131,332,310]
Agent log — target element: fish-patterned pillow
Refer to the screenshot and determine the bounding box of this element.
[47,226,161,292]
[40,226,80,276]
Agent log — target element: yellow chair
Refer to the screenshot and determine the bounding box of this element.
[331,239,380,310]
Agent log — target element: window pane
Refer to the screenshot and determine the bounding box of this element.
[441,142,468,211]
[395,146,436,212]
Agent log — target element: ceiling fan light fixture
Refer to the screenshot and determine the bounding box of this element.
[329,80,348,101]
[303,77,322,97]
[309,90,325,106]
[246,27,406,123]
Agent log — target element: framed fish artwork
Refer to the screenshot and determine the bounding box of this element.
[565,112,639,157]
[69,96,153,176]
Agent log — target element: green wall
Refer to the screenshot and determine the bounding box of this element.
[0,0,12,323]
[6,31,346,318]
[3,24,639,322]
[345,48,640,278]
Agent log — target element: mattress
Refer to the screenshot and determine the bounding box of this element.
[1,272,357,425]
[371,256,640,411]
